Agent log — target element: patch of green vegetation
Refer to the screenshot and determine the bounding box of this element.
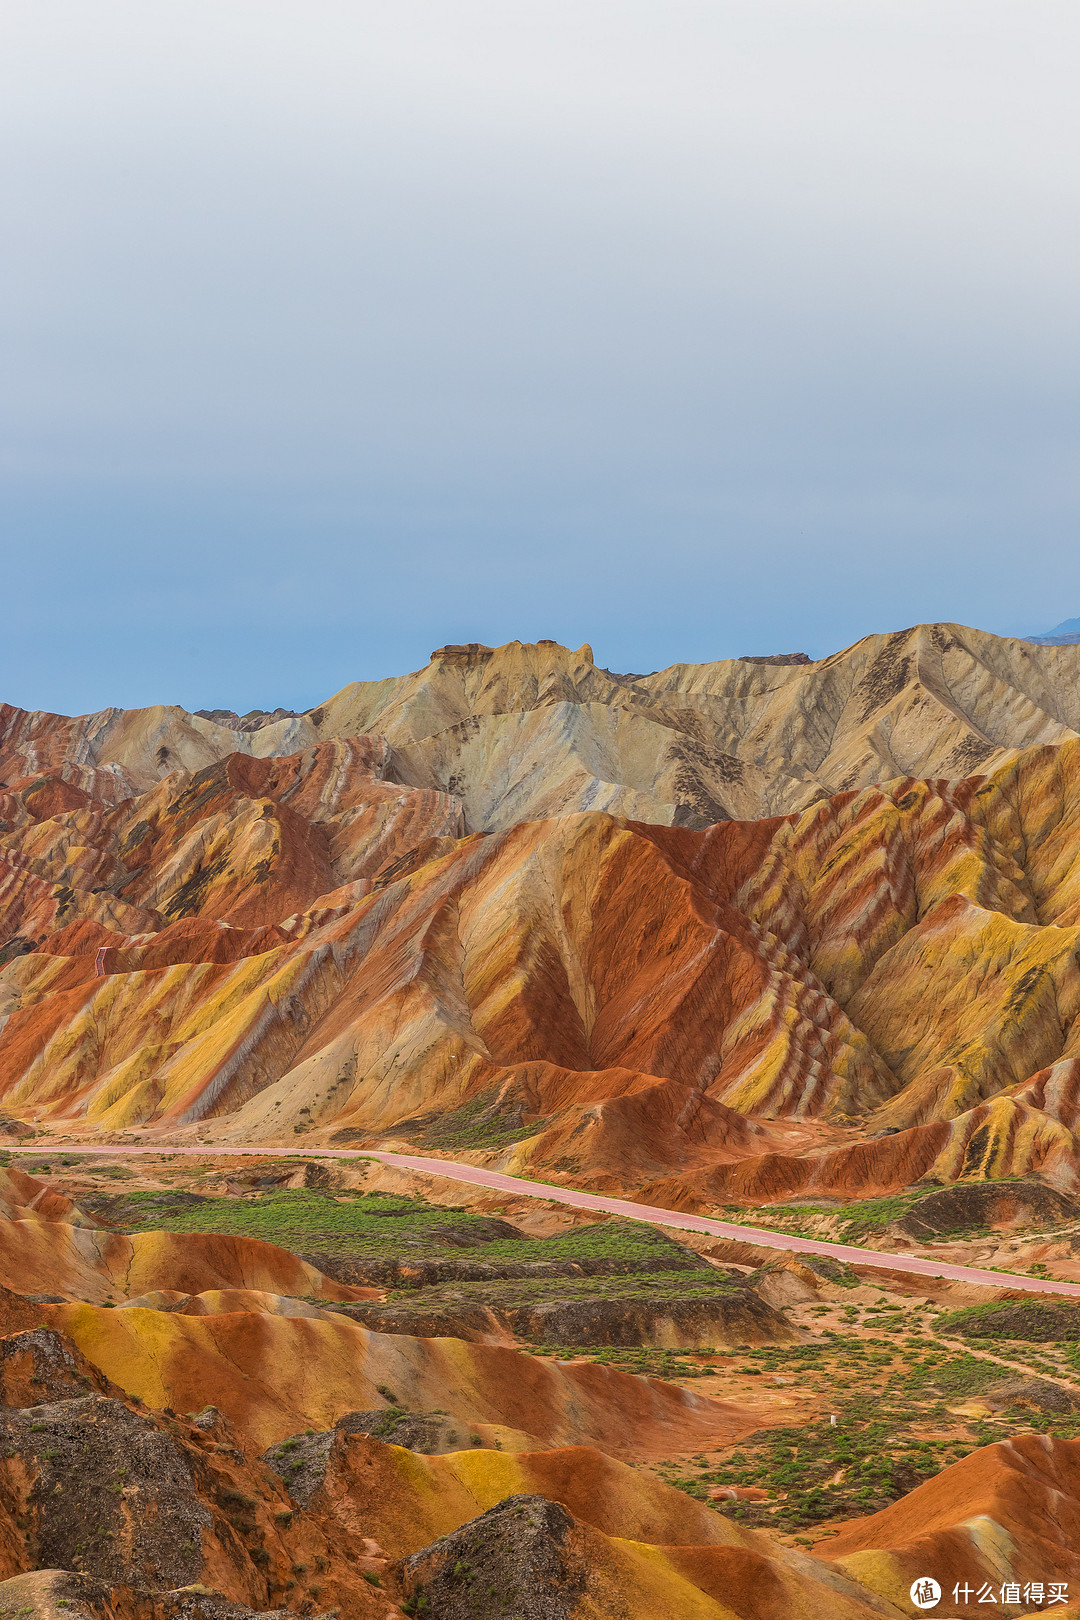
[692,1405,948,1527]
[525,1345,718,1379]
[364,1409,418,1440]
[75,1183,705,1272]
[936,1299,1080,1344]
[466,1220,697,1268]
[897,1351,1003,1399]
[703,1334,1023,1396]
[830,1192,925,1241]
[372,1267,741,1316]
[624,1324,1080,1531]
[652,1334,1080,1530]
[780,1256,860,1289]
[759,1203,839,1217]
[79,1186,498,1256]
[754,1178,1069,1248]
[418,1090,549,1151]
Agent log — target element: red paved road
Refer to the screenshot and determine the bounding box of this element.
[369,1151,1080,1297]
[13,1141,1080,1299]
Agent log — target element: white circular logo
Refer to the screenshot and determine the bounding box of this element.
[909,1578,941,1611]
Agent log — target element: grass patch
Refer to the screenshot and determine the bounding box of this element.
[372,1267,742,1314]
[417,1090,550,1152]
[692,1405,948,1527]
[76,1186,707,1271]
[646,1334,1080,1531]
[467,1221,699,1267]
[78,1187,502,1258]
[830,1193,924,1242]
[936,1299,1080,1343]
[525,1345,719,1378]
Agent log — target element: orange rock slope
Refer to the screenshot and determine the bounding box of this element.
[0,1299,903,1620]
[0,1216,371,1305]
[5,1264,1080,1620]
[817,1431,1080,1615]
[6,633,1080,1202]
[1,1160,1078,1620]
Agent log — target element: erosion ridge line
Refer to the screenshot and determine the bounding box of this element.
[8,623,1080,827]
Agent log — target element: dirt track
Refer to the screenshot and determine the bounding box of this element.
[11,1141,1080,1299]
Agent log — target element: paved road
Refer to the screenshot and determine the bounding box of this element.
[369,1151,1080,1298]
[12,1141,1080,1299]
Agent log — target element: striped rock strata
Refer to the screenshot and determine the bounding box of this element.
[7,621,1080,829]
[5,710,1080,1198]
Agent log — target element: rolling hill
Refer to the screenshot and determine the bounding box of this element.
[3,623,1080,1205]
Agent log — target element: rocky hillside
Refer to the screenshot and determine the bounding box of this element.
[3,735,1080,1199]
[6,623,1080,1202]
[4,1154,1080,1619]
[6,622,1080,829]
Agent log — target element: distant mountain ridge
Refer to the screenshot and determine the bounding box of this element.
[1023,616,1080,646]
[5,621,1080,830]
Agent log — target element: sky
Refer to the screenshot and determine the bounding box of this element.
[3,1,1080,715]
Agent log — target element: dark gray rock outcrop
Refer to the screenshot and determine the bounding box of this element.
[400,1495,587,1620]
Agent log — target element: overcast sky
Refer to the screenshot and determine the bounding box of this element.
[3,1,1080,714]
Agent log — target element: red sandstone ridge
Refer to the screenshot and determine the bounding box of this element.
[816,1432,1080,1612]
[5,625,1080,1201]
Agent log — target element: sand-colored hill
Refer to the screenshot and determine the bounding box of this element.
[45,1297,766,1457]
[0,1218,368,1305]
[298,1426,798,1553]
[306,1430,896,1619]
[6,622,1080,828]
[0,1164,89,1224]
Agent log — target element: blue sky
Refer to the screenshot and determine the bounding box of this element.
[3,1,1080,714]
